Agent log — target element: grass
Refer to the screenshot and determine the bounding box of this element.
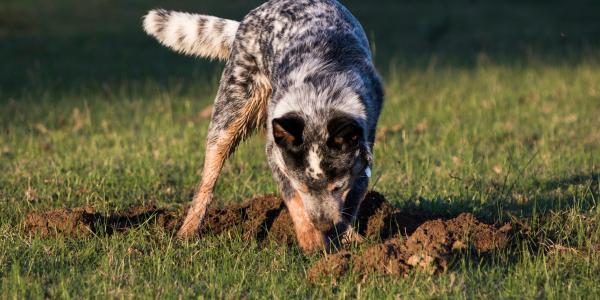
[1,0,599,298]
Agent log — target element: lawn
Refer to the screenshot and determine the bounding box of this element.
[1,0,599,298]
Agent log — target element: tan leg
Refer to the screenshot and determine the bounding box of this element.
[285,192,327,252]
[177,142,228,237]
[177,72,271,238]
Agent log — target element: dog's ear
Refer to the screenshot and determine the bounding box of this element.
[327,115,363,151]
[272,113,305,149]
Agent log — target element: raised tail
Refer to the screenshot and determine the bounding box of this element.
[143,9,239,61]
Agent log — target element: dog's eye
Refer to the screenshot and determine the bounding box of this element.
[331,185,344,193]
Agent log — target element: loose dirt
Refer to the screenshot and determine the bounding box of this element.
[23,191,512,281]
[308,213,512,282]
[24,195,292,243]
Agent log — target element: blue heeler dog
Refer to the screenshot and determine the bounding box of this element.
[143,0,383,252]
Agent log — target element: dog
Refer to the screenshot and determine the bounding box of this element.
[143,0,383,252]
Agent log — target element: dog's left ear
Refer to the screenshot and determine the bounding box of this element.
[327,116,363,151]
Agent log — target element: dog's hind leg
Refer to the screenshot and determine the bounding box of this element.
[178,60,271,238]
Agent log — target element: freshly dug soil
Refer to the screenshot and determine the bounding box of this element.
[24,195,292,244]
[354,191,442,240]
[24,204,180,237]
[308,213,512,282]
[24,191,430,244]
[23,191,512,280]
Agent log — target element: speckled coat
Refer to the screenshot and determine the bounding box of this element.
[143,0,383,252]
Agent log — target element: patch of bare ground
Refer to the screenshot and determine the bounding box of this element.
[24,191,514,281]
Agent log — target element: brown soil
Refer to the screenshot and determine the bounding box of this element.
[23,191,512,281]
[24,195,293,244]
[354,192,442,240]
[24,191,428,244]
[308,213,512,282]
[24,203,182,237]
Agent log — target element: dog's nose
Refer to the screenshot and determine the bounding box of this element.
[313,218,335,232]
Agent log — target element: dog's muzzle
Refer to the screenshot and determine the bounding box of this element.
[311,215,336,232]
[304,198,343,232]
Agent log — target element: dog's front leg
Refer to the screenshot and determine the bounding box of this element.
[178,140,230,238]
[178,64,271,238]
[285,191,327,252]
[337,175,370,246]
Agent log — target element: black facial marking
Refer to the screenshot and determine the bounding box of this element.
[272,113,305,149]
[327,115,362,151]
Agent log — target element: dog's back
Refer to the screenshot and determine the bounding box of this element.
[237,0,383,144]
[145,0,382,138]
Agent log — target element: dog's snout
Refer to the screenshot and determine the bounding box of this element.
[310,211,337,231]
[311,177,326,185]
[313,218,335,232]
[305,176,327,191]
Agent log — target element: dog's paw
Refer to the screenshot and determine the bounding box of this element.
[340,227,363,245]
[177,220,201,239]
[324,226,363,252]
[176,228,197,239]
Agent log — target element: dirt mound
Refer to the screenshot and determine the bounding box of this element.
[24,203,181,237]
[24,191,512,281]
[24,195,293,243]
[24,191,429,244]
[308,213,512,282]
[354,192,442,240]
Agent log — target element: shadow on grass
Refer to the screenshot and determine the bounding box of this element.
[1,0,600,97]
[536,172,599,191]
[404,171,599,226]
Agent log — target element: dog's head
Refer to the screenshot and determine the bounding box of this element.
[272,110,372,231]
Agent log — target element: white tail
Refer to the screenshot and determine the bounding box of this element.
[143,9,240,61]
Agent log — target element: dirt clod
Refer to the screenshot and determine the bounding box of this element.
[308,213,512,282]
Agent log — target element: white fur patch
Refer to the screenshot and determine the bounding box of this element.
[306,145,323,179]
[287,58,328,85]
[273,72,367,121]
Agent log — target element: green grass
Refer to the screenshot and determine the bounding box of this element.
[1,0,599,298]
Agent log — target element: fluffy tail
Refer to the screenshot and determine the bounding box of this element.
[143,9,239,61]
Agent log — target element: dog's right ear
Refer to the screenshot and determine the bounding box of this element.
[272,113,305,149]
